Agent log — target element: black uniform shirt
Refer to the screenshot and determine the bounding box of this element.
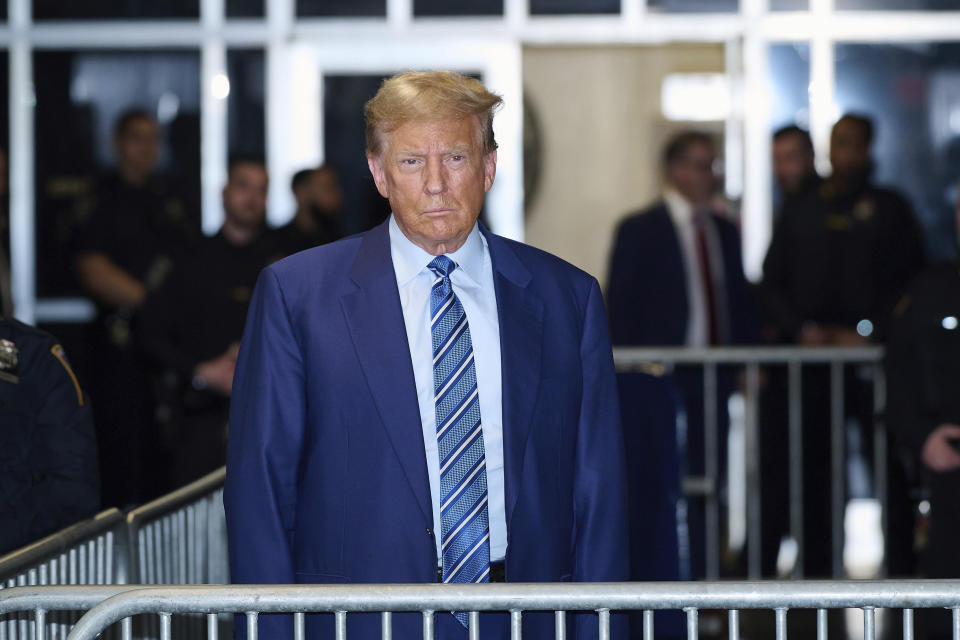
[761,178,925,342]
[138,229,277,379]
[886,262,960,454]
[0,320,99,554]
[74,172,197,298]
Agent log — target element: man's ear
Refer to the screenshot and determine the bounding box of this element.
[367,154,389,198]
[483,150,497,193]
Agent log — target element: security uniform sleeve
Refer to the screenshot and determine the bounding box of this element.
[0,335,99,552]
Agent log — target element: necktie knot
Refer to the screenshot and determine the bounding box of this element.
[428,255,456,279]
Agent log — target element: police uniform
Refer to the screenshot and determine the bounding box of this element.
[0,319,99,555]
[268,212,343,261]
[74,171,196,507]
[138,229,275,488]
[887,263,960,575]
[759,176,925,577]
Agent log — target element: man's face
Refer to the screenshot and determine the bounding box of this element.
[367,117,496,255]
[115,117,159,178]
[667,141,716,208]
[773,134,815,195]
[223,163,268,229]
[829,119,870,181]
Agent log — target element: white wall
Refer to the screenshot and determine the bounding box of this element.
[522,44,725,290]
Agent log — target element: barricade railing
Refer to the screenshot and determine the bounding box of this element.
[0,509,125,640]
[0,510,125,589]
[60,580,960,640]
[612,346,886,581]
[0,586,133,640]
[125,467,228,586]
[1,469,227,639]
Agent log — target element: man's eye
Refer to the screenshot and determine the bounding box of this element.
[401,158,419,166]
[450,155,464,162]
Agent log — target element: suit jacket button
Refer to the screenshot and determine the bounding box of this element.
[426,528,433,537]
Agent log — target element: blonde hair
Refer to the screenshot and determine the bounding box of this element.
[364,70,503,157]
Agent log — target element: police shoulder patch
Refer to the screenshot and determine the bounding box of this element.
[51,344,84,407]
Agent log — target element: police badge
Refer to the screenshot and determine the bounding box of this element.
[0,338,20,383]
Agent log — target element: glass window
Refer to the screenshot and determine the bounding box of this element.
[770,44,811,132]
[530,0,618,13]
[34,0,198,20]
[414,0,502,16]
[227,0,264,18]
[769,43,811,210]
[227,50,265,159]
[770,0,807,9]
[837,0,956,9]
[647,0,737,12]
[297,0,385,17]
[835,42,960,261]
[34,51,201,297]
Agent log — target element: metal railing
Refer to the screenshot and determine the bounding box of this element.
[0,511,126,640]
[1,469,227,640]
[125,468,228,586]
[612,346,886,581]
[0,510,125,589]
[57,581,960,640]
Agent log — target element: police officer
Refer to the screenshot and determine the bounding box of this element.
[0,318,99,555]
[73,108,196,507]
[138,155,273,488]
[759,113,925,577]
[886,178,960,638]
[269,164,344,259]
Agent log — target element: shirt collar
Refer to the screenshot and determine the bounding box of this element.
[663,187,695,226]
[389,214,486,288]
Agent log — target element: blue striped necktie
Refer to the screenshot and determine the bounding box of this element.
[428,255,491,626]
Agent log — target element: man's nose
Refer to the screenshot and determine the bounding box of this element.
[423,161,447,194]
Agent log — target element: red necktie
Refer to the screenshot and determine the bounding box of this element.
[694,211,718,345]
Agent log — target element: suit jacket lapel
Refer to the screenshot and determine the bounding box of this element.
[483,227,544,528]
[340,221,432,524]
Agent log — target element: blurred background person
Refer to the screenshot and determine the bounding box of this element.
[886,176,960,639]
[139,155,272,490]
[72,108,196,508]
[0,316,99,555]
[270,164,344,259]
[759,112,925,578]
[772,124,820,213]
[607,130,760,585]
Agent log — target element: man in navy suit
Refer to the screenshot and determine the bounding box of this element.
[606,131,758,585]
[224,71,628,639]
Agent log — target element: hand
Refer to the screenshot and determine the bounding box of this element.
[921,424,960,472]
[825,326,869,346]
[798,323,830,346]
[193,348,239,397]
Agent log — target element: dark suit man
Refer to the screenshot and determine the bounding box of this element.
[606,131,758,588]
[224,71,629,640]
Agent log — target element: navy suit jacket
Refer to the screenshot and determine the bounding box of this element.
[606,203,758,347]
[224,220,629,639]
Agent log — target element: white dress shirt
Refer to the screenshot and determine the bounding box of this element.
[389,215,507,564]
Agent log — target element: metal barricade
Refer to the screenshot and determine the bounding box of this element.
[62,581,960,640]
[612,346,886,581]
[125,467,228,586]
[0,511,125,640]
[0,586,134,640]
[124,468,228,639]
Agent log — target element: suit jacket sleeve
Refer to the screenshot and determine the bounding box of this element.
[575,278,629,581]
[224,266,306,587]
[574,279,630,640]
